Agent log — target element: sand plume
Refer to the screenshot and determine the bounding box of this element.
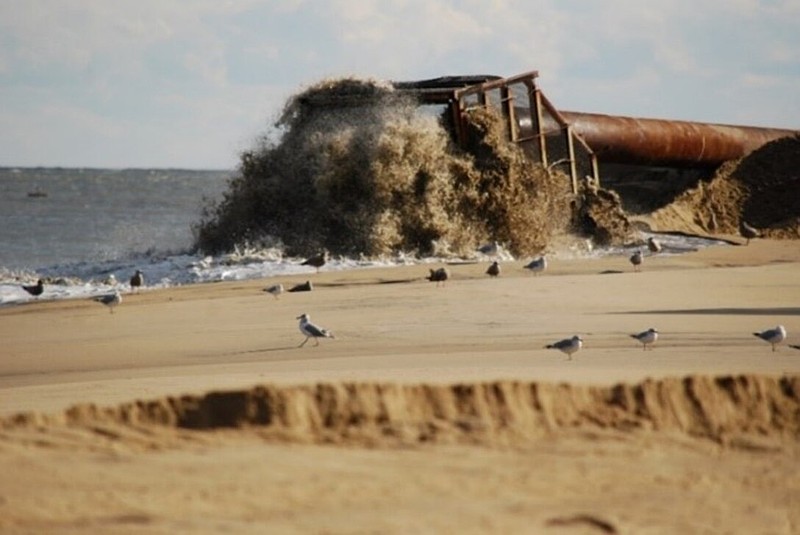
[195,78,584,258]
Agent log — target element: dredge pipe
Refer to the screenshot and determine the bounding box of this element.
[558,111,797,167]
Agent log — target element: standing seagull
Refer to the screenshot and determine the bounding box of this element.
[545,335,583,360]
[22,279,44,298]
[264,283,284,300]
[631,328,659,350]
[486,261,500,277]
[740,221,759,245]
[94,290,122,314]
[301,251,328,272]
[752,325,787,352]
[130,269,144,292]
[647,237,662,254]
[524,256,547,276]
[629,250,643,272]
[297,313,335,347]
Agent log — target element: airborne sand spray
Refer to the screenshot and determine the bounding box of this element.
[195,78,623,258]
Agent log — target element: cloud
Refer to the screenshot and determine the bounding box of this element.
[0,0,797,168]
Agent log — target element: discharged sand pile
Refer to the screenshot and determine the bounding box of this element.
[650,135,800,238]
[5,374,798,448]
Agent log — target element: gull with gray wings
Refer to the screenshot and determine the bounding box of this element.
[297,313,335,347]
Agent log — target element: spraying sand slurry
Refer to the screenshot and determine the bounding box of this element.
[196,78,597,258]
[196,77,798,259]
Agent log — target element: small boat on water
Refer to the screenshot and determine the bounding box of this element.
[27,188,48,198]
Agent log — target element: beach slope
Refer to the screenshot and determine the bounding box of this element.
[1,239,799,533]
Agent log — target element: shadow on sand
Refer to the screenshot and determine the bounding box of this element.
[618,307,800,316]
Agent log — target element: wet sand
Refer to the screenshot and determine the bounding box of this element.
[1,239,799,533]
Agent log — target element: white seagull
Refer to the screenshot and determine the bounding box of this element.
[94,290,122,314]
[752,325,787,352]
[524,256,547,276]
[545,335,583,360]
[297,313,335,347]
[647,237,662,254]
[264,283,284,300]
[630,328,659,350]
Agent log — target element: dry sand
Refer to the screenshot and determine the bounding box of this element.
[1,239,799,534]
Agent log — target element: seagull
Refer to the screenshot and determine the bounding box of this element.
[22,279,44,298]
[630,328,659,350]
[545,335,583,360]
[130,269,144,292]
[486,261,500,277]
[94,290,122,314]
[263,283,284,299]
[752,325,787,352]
[427,267,449,287]
[630,250,643,272]
[288,281,313,292]
[647,237,662,254]
[297,313,335,347]
[301,251,328,272]
[524,256,547,276]
[739,221,759,245]
[477,241,499,256]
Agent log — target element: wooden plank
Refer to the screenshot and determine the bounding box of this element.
[566,126,578,193]
[534,89,548,167]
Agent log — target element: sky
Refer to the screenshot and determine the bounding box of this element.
[1,0,798,169]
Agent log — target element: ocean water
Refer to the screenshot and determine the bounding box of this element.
[0,167,725,306]
[0,167,229,269]
[0,167,426,305]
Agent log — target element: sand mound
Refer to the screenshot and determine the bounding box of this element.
[4,375,798,448]
[575,185,632,245]
[650,135,800,238]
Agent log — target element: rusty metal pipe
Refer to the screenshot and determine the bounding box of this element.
[559,111,797,167]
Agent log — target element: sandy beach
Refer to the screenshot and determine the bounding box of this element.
[2,239,799,533]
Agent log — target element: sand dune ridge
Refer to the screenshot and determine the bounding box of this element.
[4,374,798,448]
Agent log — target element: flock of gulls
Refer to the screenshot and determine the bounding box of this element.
[285,234,791,355]
[17,222,795,355]
[274,229,791,354]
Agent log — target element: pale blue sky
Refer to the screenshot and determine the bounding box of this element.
[1,0,798,169]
